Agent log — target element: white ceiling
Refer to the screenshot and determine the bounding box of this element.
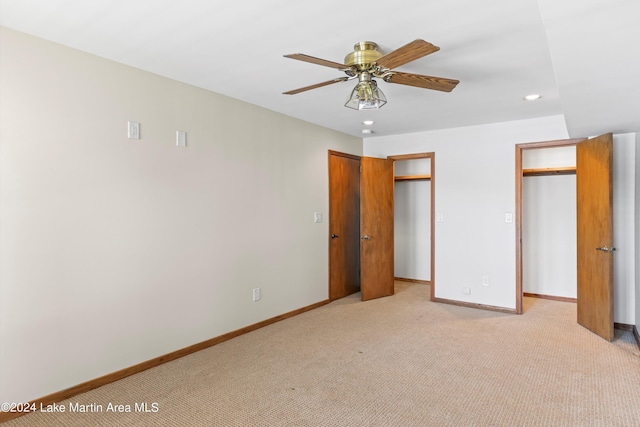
[1,0,639,138]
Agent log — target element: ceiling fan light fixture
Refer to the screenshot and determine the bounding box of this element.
[283,39,459,108]
[345,75,387,110]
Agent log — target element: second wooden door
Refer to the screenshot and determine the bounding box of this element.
[360,156,395,301]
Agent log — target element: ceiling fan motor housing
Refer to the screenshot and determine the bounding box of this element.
[344,42,383,71]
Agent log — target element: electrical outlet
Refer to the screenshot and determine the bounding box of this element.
[252,288,261,302]
[482,275,490,287]
[462,287,471,295]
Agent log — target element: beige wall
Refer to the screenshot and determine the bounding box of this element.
[0,27,362,403]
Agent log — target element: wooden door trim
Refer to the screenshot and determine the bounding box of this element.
[515,138,585,314]
[388,152,435,301]
[388,152,434,161]
[328,150,361,160]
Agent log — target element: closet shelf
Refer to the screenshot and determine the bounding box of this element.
[394,174,431,181]
[522,167,576,176]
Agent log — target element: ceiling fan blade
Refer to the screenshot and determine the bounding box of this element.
[283,53,349,70]
[385,71,459,92]
[283,77,350,95]
[376,39,440,70]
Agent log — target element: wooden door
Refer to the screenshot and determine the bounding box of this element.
[328,152,361,300]
[576,133,614,341]
[360,156,395,300]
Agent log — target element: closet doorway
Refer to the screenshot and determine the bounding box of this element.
[515,135,615,341]
[388,153,436,301]
[521,145,578,303]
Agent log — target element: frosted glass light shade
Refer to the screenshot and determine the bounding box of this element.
[345,80,387,110]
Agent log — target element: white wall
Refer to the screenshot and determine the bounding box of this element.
[523,146,575,168]
[364,119,636,325]
[613,133,637,326]
[0,28,362,403]
[636,132,640,332]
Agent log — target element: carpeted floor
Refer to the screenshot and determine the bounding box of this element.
[4,281,640,426]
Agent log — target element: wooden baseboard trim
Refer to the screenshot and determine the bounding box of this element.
[0,299,330,423]
[614,322,634,332]
[524,292,577,303]
[395,277,431,285]
[433,297,517,314]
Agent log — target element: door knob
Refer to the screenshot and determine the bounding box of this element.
[361,235,371,240]
[595,246,616,253]
[331,234,339,239]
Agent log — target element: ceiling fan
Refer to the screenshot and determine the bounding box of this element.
[283,39,459,110]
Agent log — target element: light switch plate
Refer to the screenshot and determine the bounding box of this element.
[176,131,187,147]
[127,121,140,139]
[314,212,322,223]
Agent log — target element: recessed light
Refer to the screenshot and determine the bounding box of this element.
[523,94,542,101]
[362,129,373,134]
[362,120,374,126]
